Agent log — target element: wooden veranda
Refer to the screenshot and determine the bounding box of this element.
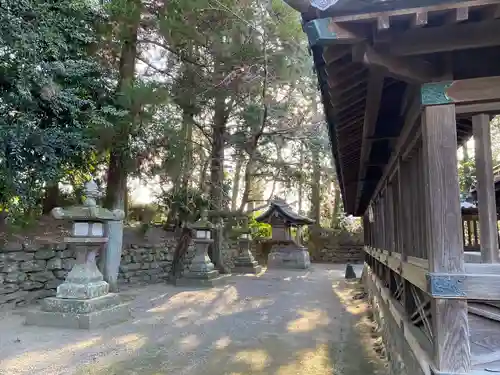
[284,0,500,373]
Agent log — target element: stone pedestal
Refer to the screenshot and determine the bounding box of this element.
[25,243,130,329]
[267,243,311,269]
[232,238,261,275]
[174,239,229,287]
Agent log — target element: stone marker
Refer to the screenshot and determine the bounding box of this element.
[174,211,230,287]
[345,263,357,279]
[232,217,262,275]
[25,180,130,329]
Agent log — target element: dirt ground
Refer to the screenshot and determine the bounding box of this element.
[0,264,387,375]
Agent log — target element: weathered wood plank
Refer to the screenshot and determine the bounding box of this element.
[456,102,500,114]
[355,68,385,209]
[322,45,350,65]
[381,19,500,56]
[330,0,500,23]
[422,104,471,372]
[445,7,469,23]
[352,44,440,83]
[421,76,500,106]
[473,113,500,263]
[411,11,428,27]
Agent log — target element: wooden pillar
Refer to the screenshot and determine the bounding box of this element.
[422,104,471,373]
[473,113,499,263]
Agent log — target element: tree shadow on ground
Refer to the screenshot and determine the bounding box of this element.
[0,264,387,375]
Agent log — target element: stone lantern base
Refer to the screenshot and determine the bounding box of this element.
[267,243,311,270]
[25,293,129,330]
[174,269,230,287]
[25,242,130,330]
[232,252,262,275]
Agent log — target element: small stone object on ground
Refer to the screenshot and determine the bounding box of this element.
[345,263,357,279]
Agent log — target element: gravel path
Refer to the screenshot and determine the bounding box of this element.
[0,264,386,375]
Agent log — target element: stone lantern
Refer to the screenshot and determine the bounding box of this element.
[175,211,228,287]
[25,180,130,329]
[232,217,261,274]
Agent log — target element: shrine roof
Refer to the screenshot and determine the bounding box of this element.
[255,199,315,225]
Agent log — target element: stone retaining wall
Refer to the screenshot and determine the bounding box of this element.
[0,239,196,309]
[308,227,364,264]
[311,244,364,263]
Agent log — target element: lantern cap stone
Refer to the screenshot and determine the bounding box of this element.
[51,179,125,222]
[191,210,212,230]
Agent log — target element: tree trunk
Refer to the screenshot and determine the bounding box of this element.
[231,151,243,211]
[298,143,304,215]
[102,0,140,292]
[331,179,341,228]
[181,110,194,191]
[310,147,321,225]
[42,182,60,215]
[209,94,229,273]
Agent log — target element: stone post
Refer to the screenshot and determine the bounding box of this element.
[175,211,229,287]
[25,180,129,329]
[232,218,261,275]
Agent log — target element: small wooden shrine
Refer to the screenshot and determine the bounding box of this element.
[255,198,314,269]
[255,198,314,241]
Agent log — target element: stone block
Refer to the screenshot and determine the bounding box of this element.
[35,249,56,260]
[29,271,55,282]
[59,250,74,258]
[21,281,44,290]
[268,248,310,270]
[20,260,46,272]
[128,276,142,284]
[122,255,132,263]
[0,273,5,284]
[5,272,27,283]
[54,270,68,279]
[3,242,23,252]
[141,263,151,270]
[45,279,62,289]
[3,263,19,273]
[41,293,122,314]
[57,280,109,299]
[6,252,34,262]
[62,258,75,270]
[46,258,62,270]
[23,243,39,252]
[26,302,131,329]
[120,263,141,272]
[174,273,231,287]
[0,283,19,294]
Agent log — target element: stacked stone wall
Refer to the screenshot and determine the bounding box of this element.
[308,227,364,263]
[0,235,197,309]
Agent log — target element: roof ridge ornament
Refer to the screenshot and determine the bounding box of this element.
[311,0,339,11]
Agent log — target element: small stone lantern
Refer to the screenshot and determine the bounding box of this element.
[232,217,261,275]
[175,210,228,287]
[25,180,130,329]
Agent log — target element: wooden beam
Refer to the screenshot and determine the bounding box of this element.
[421,76,500,106]
[352,44,440,83]
[473,113,499,263]
[445,7,469,23]
[322,45,350,65]
[377,15,390,30]
[355,68,385,210]
[411,11,428,27]
[456,101,500,114]
[380,19,500,56]
[421,104,471,373]
[330,0,500,23]
[304,18,364,46]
